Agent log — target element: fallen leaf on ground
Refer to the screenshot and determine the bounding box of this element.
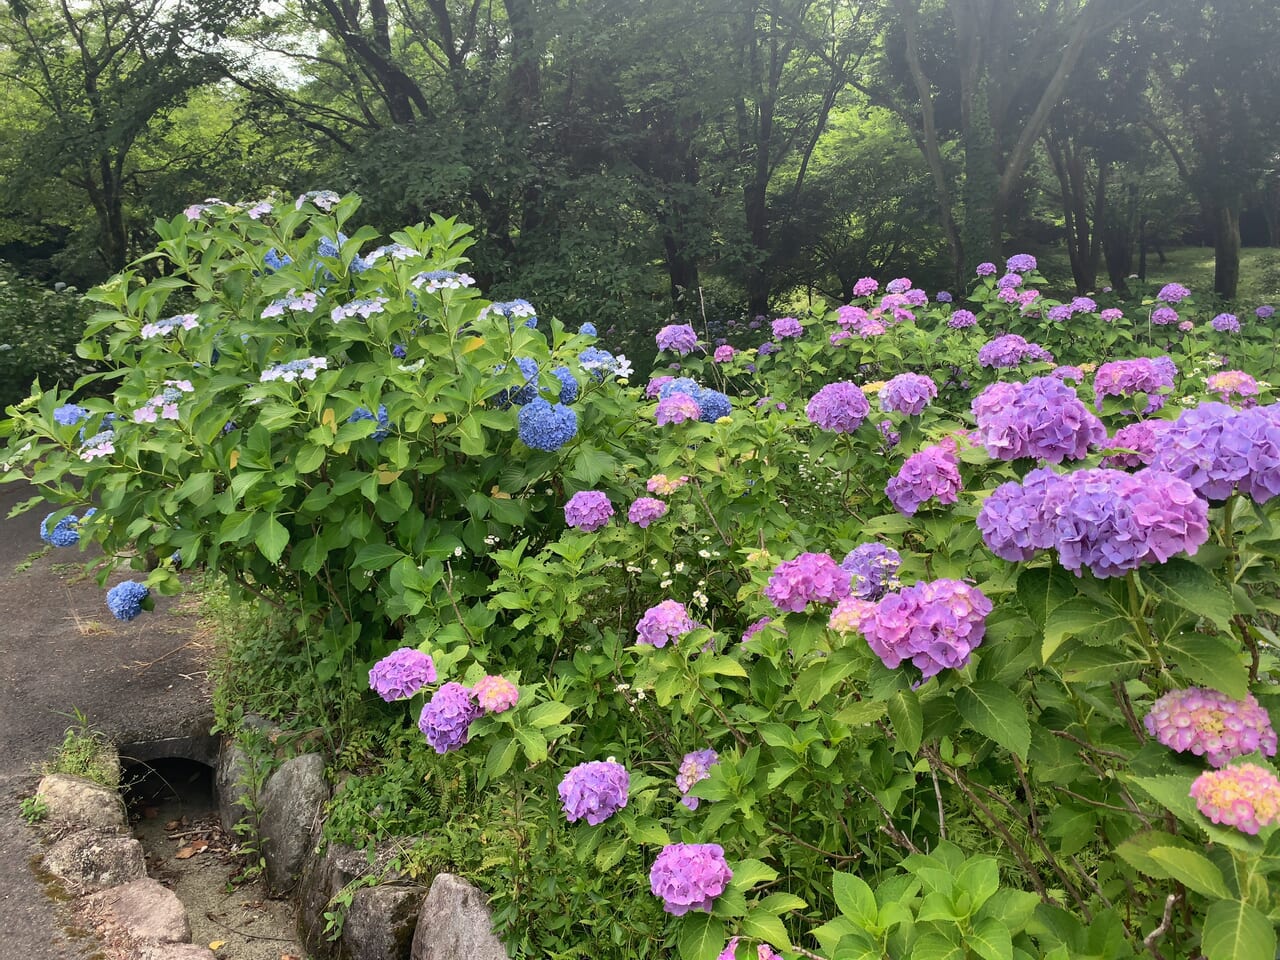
[208,941,226,951]
[174,840,209,859]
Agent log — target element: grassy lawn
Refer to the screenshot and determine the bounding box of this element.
[1142,246,1280,308]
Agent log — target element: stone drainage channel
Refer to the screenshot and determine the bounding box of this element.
[33,729,514,960]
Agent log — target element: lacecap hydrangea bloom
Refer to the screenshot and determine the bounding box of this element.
[559,759,629,825]
[564,490,614,531]
[1145,688,1277,768]
[656,323,699,355]
[140,313,199,339]
[636,600,699,647]
[977,334,1053,369]
[369,648,437,701]
[764,552,852,612]
[54,404,90,426]
[106,580,149,621]
[841,543,902,600]
[628,497,668,528]
[844,579,992,680]
[647,474,689,496]
[971,378,1105,462]
[1151,402,1280,503]
[879,373,937,416]
[649,843,733,915]
[885,440,962,515]
[79,430,116,462]
[418,682,482,753]
[472,675,519,713]
[806,381,870,433]
[676,748,718,810]
[1191,763,1280,835]
[261,357,327,383]
[1093,357,1175,413]
[517,398,578,451]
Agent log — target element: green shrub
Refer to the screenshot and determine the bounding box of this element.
[0,262,97,409]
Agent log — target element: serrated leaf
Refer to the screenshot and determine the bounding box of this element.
[833,871,877,927]
[677,913,725,960]
[911,932,965,960]
[1163,633,1249,700]
[888,689,923,755]
[740,909,790,948]
[1016,565,1075,631]
[1143,557,1234,632]
[1202,900,1274,960]
[966,916,1013,960]
[1146,846,1232,899]
[955,682,1030,759]
[255,514,289,564]
[1043,598,1129,661]
[730,859,778,891]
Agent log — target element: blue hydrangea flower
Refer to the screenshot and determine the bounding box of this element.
[106,581,149,621]
[552,365,580,404]
[579,322,598,337]
[694,388,732,422]
[263,248,292,272]
[518,398,578,451]
[483,299,538,329]
[54,404,90,427]
[578,347,619,381]
[317,233,348,258]
[40,512,83,547]
[348,405,391,441]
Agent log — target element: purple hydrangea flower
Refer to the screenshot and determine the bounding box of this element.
[948,309,977,330]
[559,760,630,825]
[1145,688,1277,768]
[646,376,675,398]
[771,317,803,339]
[764,552,852,612]
[369,648,437,701]
[841,543,902,600]
[936,291,953,303]
[971,377,1105,462]
[997,273,1023,290]
[1101,420,1167,469]
[518,398,578,451]
[1047,304,1074,323]
[713,345,736,362]
[1258,306,1276,319]
[1207,371,1260,406]
[1071,296,1098,314]
[1191,764,1280,835]
[106,580,149,621]
[886,277,912,294]
[741,617,773,644]
[472,675,519,713]
[852,277,879,297]
[564,490,614,531]
[976,262,997,277]
[975,467,1066,562]
[628,497,669,527]
[1092,357,1176,413]
[656,323,699,355]
[852,579,993,679]
[1152,403,1280,503]
[1157,282,1191,304]
[806,381,871,433]
[418,682,482,753]
[676,748,719,810]
[1151,306,1179,326]
[649,843,733,915]
[636,600,699,647]
[977,334,1054,369]
[53,404,90,426]
[1006,254,1037,273]
[1101,308,1124,323]
[1053,365,1085,382]
[879,373,938,416]
[656,393,702,425]
[1211,313,1240,333]
[885,440,963,515]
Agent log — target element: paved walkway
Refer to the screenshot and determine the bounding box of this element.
[0,477,213,957]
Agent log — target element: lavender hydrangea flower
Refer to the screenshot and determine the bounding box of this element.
[764,552,852,612]
[656,393,702,425]
[1145,689,1277,768]
[771,317,803,339]
[852,277,879,296]
[972,377,1105,462]
[852,579,992,679]
[1212,313,1241,333]
[1154,403,1280,503]
[53,404,90,426]
[885,440,963,515]
[1259,305,1276,319]
[841,543,902,600]
[1071,296,1098,314]
[977,334,1053,369]
[106,580,149,621]
[417,682,482,753]
[650,843,733,915]
[936,291,953,303]
[559,760,630,825]
[676,748,718,810]
[472,675,519,713]
[628,497,669,528]
[879,373,938,416]
[948,310,977,330]
[636,600,699,647]
[806,382,870,433]
[656,323,699,354]
[1157,282,1191,304]
[976,262,997,277]
[975,467,1065,562]
[1191,764,1280,835]
[1101,308,1123,323]
[369,648,437,701]
[518,398,578,451]
[713,345,736,362]
[1101,420,1166,469]
[1006,253,1037,273]
[741,617,773,645]
[564,490,614,531]
[1151,306,1179,326]
[79,430,116,462]
[1092,357,1176,413]
[1047,304,1073,322]
[886,277,912,294]
[997,273,1022,290]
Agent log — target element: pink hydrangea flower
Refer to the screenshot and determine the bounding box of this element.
[656,393,702,425]
[628,497,669,527]
[650,843,733,915]
[764,552,851,612]
[1191,763,1280,834]
[472,675,519,713]
[1145,688,1277,768]
[636,600,699,647]
[713,345,737,362]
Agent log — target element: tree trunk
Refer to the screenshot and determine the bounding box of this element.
[1208,201,1241,299]
[962,79,999,271]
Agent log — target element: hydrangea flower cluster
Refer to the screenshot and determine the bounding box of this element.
[79,429,116,462]
[517,398,578,451]
[1157,282,1191,304]
[977,334,1053,369]
[577,347,631,381]
[656,323,699,354]
[1190,764,1280,834]
[262,290,320,318]
[649,843,733,915]
[636,600,699,647]
[472,675,519,713]
[106,580,149,621]
[844,579,992,679]
[1206,370,1259,406]
[718,939,782,960]
[1145,688,1277,768]
[418,682,482,753]
[1092,357,1176,413]
[741,617,773,645]
[676,748,718,809]
[647,474,689,496]
[551,365,580,404]
[656,392,702,425]
[977,467,1209,577]
[133,381,194,424]
[1259,305,1276,319]
[976,262,997,276]
[879,373,937,416]
[1100,308,1124,323]
[806,381,870,433]
[764,552,852,612]
[481,299,538,328]
[628,497,668,527]
[771,317,803,339]
[947,309,977,329]
[564,490,614,531]
[140,313,199,339]
[296,190,340,211]
[331,297,389,321]
[713,345,736,362]
[54,404,90,426]
[841,543,902,600]
[656,378,731,423]
[411,270,475,291]
[364,242,419,263]
[349,405,391,440]
[1101,420,1166,469]
[936,291,953,303]
[559,760,629,825]
[885,440,962,515]
[1006,253,1037,273]
[971,378,1105,462]
[852,277,879,296]
[368,648,437,701]
[40,510,91,547]
[1151,306,1179,326]
[1211,313,1241,333]
[1151,402,1280,502]
[261,357,328,383]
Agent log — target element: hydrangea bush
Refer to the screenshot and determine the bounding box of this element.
[8,197,1280,960]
